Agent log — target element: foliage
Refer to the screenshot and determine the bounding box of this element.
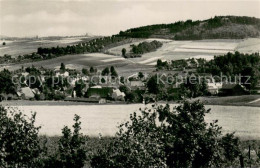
[74,80,86,97]
[180,75,209,98]
[90,66,95,73]
[60,63,66,73]
[131,40,163,55]
[1,102,260,167]
[110,66,118,77]
[121,48,126,57]
[91,101,242,167]
[82,68,89,75]
[156,59,169,70]
[37,36,128,58]
[0,106,41,167]
[41,115,88,168]
[199,51,260,90]
[146,75,164,95]
[117,16,260,39]
[221,133,241,165]
[0,69,16,95]
[101,67,110,76]
[125,88,145,103]
[138,72,144,79]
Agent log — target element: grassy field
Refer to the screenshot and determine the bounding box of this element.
[105,38,260,66]
[1,38,259,76]
[0,52,155,76]
[0,36,93,57]
[2,104,258,139]
[192,95,260,107]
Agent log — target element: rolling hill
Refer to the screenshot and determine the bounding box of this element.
[1,16,260,75]
[117,16,260,40]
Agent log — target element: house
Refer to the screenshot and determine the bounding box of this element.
[21,72,29,77]
[20,87,34,99]
[207,82,223,95]
[112,89,125,101]
[86,87,113,99]
[129,81,145,87]
[91,85,102,89]
[219,84,247,96]
[127,73,138,80]
[32,88,40,95]
[55,71,69,77]
[65,97,106,104]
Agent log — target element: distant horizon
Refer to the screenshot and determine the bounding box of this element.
[1,15,260,38]
[1,0,259,37]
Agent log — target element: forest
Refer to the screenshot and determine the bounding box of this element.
[117,16,260,39]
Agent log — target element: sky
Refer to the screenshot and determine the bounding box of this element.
[0,0,259,37]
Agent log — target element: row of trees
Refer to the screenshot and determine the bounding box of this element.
[131,40,163,54]
[1,36,129,64]
[198,51,260,90]
[1,101,257,167]
[37,36,128,58]
[121,40,163,58]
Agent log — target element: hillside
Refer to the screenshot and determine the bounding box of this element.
[117,16,260,40]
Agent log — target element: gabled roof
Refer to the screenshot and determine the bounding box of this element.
[20,87,34,98]
[222,83,238,89]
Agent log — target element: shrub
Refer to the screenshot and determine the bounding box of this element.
[41,115,88,168]
[91,101,241,167]
[0,106,41,167]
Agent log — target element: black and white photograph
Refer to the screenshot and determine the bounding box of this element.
[0,0,260,167]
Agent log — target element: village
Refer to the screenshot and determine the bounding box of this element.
[1,56,258,104]
[0,63,146,103]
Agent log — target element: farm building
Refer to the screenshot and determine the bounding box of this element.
[65,97,106,104]
[19,87,35,99]
[112,89,125,101]
[219,84,248,96]
[85,87,113,99]
[129,81,145,87]
[207,82,223,95]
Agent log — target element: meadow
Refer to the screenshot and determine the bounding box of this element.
[104,38,260,66]
[11,104,260,139]
[0,36,91,57]
[1,38,259,76]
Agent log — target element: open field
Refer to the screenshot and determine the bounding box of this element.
[0,52,155,76]
[2,94,260,107]
[0,36,93,57]
[1,38,259,76]
[3,104,259,139]
[191,95,260,107]
[106,38,260,66]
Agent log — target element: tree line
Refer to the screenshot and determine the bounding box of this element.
[198,51,260,90]
[117,16,260,39]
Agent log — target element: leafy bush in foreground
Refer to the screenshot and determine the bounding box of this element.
[91,101,242,167]
[2,101,257,167]
[38,115,87,168]
[0,106,41,168]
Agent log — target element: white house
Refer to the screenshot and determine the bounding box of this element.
[55,71,69,77]
[20,87,34,99]
[129,81,145,87]
[112,89,125,101]
[207,82,223,95]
